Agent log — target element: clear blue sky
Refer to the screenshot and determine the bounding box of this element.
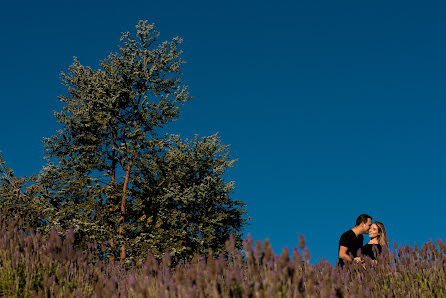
[1,0,445,264]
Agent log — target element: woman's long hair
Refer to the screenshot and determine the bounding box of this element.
[374,221,388,246]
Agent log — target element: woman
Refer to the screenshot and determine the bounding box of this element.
[361,221,388,261]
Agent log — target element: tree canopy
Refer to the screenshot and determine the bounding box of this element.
[0,20,248,265]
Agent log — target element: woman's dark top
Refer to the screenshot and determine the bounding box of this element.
[361,244,382,260]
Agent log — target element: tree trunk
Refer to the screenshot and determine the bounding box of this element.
[119,149,136,263]
[108,128,118,264]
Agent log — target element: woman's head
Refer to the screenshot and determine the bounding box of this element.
[368,221,388,246]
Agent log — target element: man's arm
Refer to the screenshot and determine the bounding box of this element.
[339,245,353,263]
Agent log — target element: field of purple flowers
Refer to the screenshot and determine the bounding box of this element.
[1,215,445,297]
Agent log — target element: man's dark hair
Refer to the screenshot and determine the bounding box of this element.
[355,214,372,226]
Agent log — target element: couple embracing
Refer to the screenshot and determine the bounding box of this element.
[338,214,388,266]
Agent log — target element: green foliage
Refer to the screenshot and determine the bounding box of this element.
[23,20,248,263]
[129,134,247,262]
[0,153,53,231]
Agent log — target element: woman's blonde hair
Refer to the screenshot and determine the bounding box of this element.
[373,221,388,246]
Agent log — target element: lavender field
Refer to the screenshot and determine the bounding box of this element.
[1,215,445,297]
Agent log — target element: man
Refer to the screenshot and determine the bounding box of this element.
[338,214,372,266]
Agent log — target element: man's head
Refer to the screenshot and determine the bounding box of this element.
[355,214,372,234]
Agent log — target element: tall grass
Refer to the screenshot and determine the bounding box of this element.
[1,215,445,297]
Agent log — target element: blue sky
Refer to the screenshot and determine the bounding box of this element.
[1,0,446,264]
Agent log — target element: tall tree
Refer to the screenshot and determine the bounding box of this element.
[40,20,247,263]
[43,20,190,262]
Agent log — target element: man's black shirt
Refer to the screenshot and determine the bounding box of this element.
[338,230,363,266]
